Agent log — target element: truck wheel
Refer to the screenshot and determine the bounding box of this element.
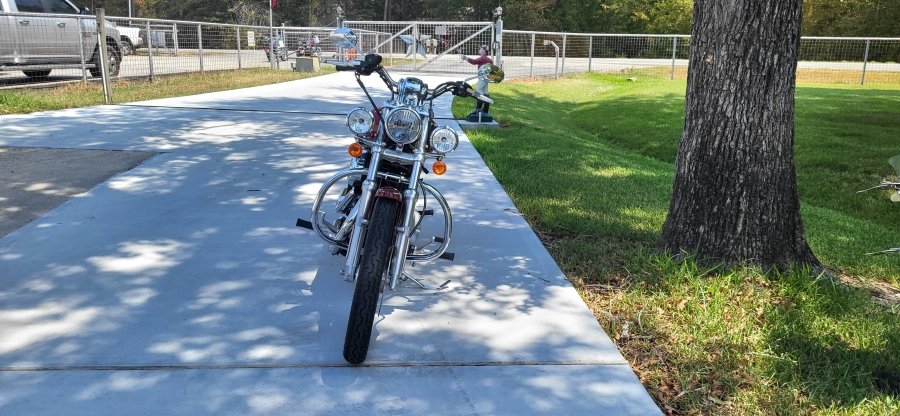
[121,38,135,56]
[89,43,121,78]
[23,70,51,78]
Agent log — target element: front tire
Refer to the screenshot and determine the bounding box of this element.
[89,43,121,77]
[121,38,135,56]
[343,197,400,364]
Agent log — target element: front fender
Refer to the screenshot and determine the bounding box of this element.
[375,186,402,201]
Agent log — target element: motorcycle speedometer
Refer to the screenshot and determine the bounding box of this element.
[429,126,459,155]
[346,107,375,135]
[384,108,422,145]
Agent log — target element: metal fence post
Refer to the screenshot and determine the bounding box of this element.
[488,24,497,61]
[77,16,87,85]
[861,39,870,85]
[588,35,593,73]
[96,8,111,104]
[412,23,418,70]
[494,17,502,68]
[671,36,678,80]
[530,33,535,78]
[198,24,204,73]
[237,26,242,70]
[561,34,566,75]
[147,20,154,82]
[173,23,179,56]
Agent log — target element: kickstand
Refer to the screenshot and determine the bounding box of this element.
[401,271,450,290]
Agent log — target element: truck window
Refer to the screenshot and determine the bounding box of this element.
[14,0,45,13]
[46,0,77,13]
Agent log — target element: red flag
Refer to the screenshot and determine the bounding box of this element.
[271,0,276,8]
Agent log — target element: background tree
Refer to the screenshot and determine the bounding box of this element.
[79,0,899,39]
[656,0,823,273]
[803,0,900,36]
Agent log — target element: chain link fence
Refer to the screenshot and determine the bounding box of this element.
[1,11,338,90]
[0,10,109,85]
[345,21,495,74]
[502,30,900,85]
[102,17,341,80]
[3,10,898,89]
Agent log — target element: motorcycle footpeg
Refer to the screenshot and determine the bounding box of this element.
[296,218,314,230]
[438,252,455,261]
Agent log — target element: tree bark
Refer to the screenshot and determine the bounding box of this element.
[657,0,823,273]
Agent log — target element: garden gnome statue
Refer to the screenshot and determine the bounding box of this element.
[460,45,494,122]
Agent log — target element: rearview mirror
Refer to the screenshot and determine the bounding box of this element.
[890,155,900,177]
[478,64,505,84]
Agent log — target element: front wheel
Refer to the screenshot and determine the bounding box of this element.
[343,197,399,364]
[89,43,120,77]
[121,38,135,56]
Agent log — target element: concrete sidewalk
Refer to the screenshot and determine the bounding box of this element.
[0,72,661,415]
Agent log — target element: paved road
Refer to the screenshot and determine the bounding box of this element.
[0,72,661,415]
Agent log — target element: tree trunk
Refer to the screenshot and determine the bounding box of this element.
[657,0,823,273]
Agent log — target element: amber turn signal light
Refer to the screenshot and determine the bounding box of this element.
[433,160,447,175]
[348,143,364,158]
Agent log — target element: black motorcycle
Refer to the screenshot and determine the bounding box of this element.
[296,28,504,364]
[263,34,288,62]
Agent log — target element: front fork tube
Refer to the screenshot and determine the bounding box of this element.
[388,160,424,291]
[342,151,383,281]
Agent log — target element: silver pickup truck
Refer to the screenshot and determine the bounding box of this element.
[0,0,122,78]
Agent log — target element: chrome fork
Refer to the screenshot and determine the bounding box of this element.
[388,157,424,290]
[341,146,383,281]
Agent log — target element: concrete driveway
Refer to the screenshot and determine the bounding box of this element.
[0,72,661,415]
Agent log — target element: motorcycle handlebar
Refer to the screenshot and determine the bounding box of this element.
[329,55,488,102]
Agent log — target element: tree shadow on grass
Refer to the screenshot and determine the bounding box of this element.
[764,271,900,410]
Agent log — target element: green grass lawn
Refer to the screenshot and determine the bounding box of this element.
[453,74,900,415]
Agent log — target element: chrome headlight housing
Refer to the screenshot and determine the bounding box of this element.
[384,108,422,144]
[429,127,459,155]
[346,107,374,135]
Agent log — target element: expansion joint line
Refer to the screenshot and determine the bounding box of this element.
[1,360,628,372]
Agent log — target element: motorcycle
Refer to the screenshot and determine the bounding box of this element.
[297,35,322,58]
[858,155,900,255]
[263,34,288,62]
[295,28,504,364]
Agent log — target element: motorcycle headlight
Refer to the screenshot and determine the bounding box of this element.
[384,108,422,145]
[346,107,374,135]
[429,127,459,155]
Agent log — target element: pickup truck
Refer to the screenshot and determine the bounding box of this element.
[112,23,141,55]
[0,0,123,78]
